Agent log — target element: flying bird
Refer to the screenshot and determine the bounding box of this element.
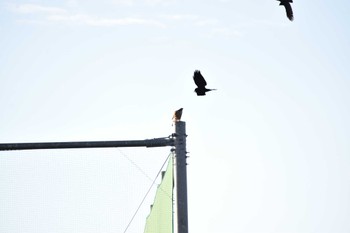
[278,0,294,21]
[172,108,183,123]
[193,70,216,96]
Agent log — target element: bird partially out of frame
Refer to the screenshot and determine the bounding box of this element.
[278,0,294,21]
[172,108,183,124]
[193,70,217,96]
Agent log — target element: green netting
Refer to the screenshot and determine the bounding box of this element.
[144,156,173,233]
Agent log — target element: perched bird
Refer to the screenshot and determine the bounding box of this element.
[172,108,183,123]
[193,70,216,96]
[278,0,294,21]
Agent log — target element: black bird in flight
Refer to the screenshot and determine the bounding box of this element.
[193,70,216,96]
[278,0,294,21]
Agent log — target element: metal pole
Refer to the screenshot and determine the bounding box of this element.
[0,137,174,151]
[175,121,188,233]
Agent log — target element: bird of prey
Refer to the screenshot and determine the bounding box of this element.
[278,0,294,21]
[172,108,183,123]
[193,70,216,96]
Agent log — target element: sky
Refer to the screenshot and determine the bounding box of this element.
[1,0,350,233]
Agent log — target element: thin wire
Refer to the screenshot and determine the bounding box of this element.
[117,148,173,199]
[117,148,155,184]
[123,152,172,233]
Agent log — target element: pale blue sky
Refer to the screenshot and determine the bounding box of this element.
[1,0,350,233]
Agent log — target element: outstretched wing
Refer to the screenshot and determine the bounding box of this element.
[283,2,294,21]
[193,70,207,88]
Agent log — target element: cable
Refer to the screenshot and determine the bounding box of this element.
[123,152,172,233]
[117,148,155,184]
[117,148,173,199]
